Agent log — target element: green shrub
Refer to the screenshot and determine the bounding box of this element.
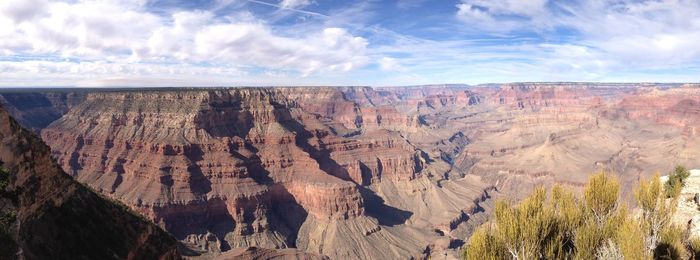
[0,211,15,227]
[463,170,683,260]
[463,226,503,260]
[583,172,620,224]
[665,165,690,198]
[0,166,9,191]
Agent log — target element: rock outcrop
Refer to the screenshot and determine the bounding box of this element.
[34,89,436,258]
[213,246,329,260]
[0,105,180,259]
[2,83,700,259]
[671,169,700,239]
[0,91,86,131]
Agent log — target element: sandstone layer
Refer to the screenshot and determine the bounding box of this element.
[0,105,180,259]
[2,83,700,259]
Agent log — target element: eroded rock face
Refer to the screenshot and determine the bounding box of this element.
[0,106,180,259]
[4,83,700,259]
[0,92,86,131]
[671,170,700,236]
[213,246,329,260]
[36,89,416,257]
[617,86,700,136]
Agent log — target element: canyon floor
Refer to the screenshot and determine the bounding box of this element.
[2,83,700,259]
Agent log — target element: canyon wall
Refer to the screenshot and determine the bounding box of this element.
[0,105,180,259]
[2,83,700,259]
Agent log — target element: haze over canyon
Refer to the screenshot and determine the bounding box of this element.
[2,83,700,259]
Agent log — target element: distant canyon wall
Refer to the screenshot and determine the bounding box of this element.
[2,83,700,259]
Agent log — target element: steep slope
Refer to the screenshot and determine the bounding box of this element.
[3,83,700,259]
[0,105,180,259]
[31,88,492,259]
[0,91,86,132]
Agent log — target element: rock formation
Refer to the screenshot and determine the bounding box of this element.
[0,105,180,259]
[671,169,700,239]
[2,83,700,259]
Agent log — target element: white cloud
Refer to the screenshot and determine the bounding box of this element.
[2,0,700,86]
[463,0,548,17]
[452,0,700,80]
[558,0,700,68]
[279,0,312,9]
[0,0,48,24]
[0,0,369,86]
[456,4,492,22]
[192,25,367,75]
[456,0,549,32]
[379,57,404,71]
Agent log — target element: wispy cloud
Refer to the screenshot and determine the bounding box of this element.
[1,0,700,87]
[0,0,368,86]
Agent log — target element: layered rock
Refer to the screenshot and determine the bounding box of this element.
[617,87,700,136]
[4,83,700,259]
[35,89,402,257]
[212,246,329,260]
[0,105,180,259]
[0,91,86,131]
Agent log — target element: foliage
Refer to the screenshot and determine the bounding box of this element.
[665,165,690,198]
[0,211,15,227]
[594,239,623,260]
[583,172,620,225]
[616,217,650,260]
[0,161,17,258]
[636,174,676,255]
[0,166,9,191]
[656,224,688,259]
[493,187,558,259]
[463,169,689,260]
[463,226,504,260]
[572,218,603,260]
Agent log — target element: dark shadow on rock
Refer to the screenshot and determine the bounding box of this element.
[194,92,253,139]
[276,109,353,182]
[240,143,275,186]
[449,239,465,249]
[184,144,212,195]
[68,135,85,176]
[163,199,234,252]
[269,184,308,247]
[109,156,126,193]
[358,186,412,227]
[207,199,234,251]
[272,102,412,227]
[358,162,373,186]
[0,93,66,129]
[158,166,174,186]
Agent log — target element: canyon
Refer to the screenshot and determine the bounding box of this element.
[2,83,700,259]
[0,104,180,259]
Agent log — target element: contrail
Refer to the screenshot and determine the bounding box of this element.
[246,0,329,18]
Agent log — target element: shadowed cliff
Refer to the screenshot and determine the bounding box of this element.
[0,105,180,259]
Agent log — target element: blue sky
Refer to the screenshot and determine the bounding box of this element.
[1,0,700,87]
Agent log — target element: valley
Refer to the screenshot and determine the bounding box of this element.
[2,83,699,259]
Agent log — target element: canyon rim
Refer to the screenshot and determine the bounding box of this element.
[2,83,700,258]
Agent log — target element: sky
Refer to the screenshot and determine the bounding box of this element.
[1,0,700,87]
